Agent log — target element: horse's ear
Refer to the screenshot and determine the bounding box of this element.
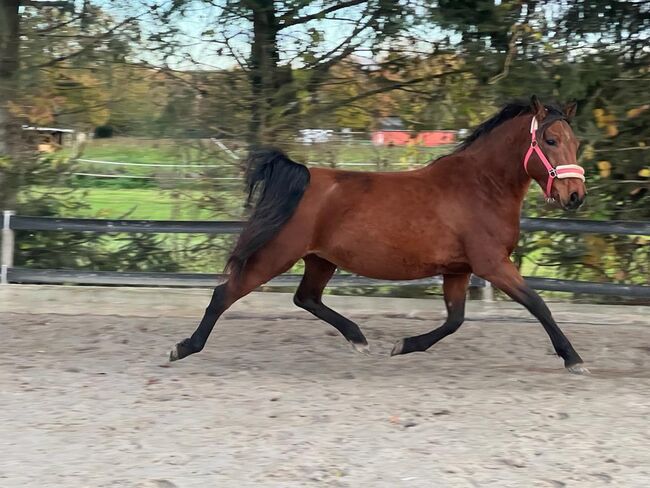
[530,95,545,120]
[564,100,578,121]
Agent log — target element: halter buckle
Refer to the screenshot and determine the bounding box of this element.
[548,168,557,178]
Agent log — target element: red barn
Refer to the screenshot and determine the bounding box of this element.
[371,117,456,147]
[371,130,413,146]
[415,130,456,146]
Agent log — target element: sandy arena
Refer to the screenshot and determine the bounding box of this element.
[1,285,649,487]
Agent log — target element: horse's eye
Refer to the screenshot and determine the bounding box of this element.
[545,139,557,146]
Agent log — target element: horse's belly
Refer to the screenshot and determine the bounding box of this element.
[310,174,470,279]
[338,259,470,280]
[315,235,470,280]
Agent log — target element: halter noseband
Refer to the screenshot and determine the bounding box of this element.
[523,116,585,197]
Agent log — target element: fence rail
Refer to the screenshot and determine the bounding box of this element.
[9,216,244,234]
[2,211,649,299]
[10,215,650,236]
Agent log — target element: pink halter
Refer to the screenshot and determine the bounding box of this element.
[523,116,585,197]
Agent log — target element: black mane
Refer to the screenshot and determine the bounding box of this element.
[455,100,567,153]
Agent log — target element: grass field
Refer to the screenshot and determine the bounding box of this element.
[62,137,210,164]
[66,137,453,176]
[72,188,218,220]
[53,137,455,220]
[69,136,451,164]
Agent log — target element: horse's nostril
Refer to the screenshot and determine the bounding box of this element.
[567,191,583,210]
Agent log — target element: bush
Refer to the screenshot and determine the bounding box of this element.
[69,174,155,189]
[94,125,114,138]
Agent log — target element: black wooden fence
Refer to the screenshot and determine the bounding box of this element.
[2,211,650,298]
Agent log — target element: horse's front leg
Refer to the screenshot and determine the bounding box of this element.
[477,258,588,374]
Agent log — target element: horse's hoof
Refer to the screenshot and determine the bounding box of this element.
[169,338,195,362]
[351,341,370,355]
[390,339,404,356]
[566,363,590,375]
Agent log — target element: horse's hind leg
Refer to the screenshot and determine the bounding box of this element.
[294,254,369,353]
[169,282,230,361]
[391,273,470,356]
[169,246,302,362]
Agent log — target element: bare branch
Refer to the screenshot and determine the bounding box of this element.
[276,68,469,130]
[34,13,83,33]
[29,15,140,69]
[224,35,249,72]
[302,9,379,71]
[488,26,521,85]
[280,0,367,28]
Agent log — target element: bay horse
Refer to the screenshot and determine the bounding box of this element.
[170,95,589,374]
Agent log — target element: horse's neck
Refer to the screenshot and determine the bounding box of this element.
[451,119,532,205]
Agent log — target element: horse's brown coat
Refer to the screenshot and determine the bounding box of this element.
[171,97,589,372]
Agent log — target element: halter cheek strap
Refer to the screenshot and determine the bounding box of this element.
[523,116,585,197]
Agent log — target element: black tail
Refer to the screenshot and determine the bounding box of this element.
[226,148,310,279]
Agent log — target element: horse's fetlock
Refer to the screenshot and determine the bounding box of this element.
[447,317,465,330]
[294,294,319,311]
[185,337,204,353]
[292,294,305,308]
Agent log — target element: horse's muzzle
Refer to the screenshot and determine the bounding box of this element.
[564,191,585,210]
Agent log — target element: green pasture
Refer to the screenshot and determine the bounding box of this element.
[74,188,215,220]
[62,137,209,164]
[52,136,456,220]
[66,136,453,173]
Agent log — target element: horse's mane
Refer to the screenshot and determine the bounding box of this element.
[454,100,567,153]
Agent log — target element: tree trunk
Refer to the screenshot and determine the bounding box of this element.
[0,0,20,154]
[0,0,20,208]
[247,0,280,146]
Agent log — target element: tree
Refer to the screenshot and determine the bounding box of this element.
[144,0,468,145]
[0,0,21,160]
[0,0,143,207]
[1,1,181,274]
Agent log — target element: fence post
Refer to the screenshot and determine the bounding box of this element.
[480,279,494,301]
[1,210,15,284]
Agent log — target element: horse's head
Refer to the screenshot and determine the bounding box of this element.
[525,96,586,210]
